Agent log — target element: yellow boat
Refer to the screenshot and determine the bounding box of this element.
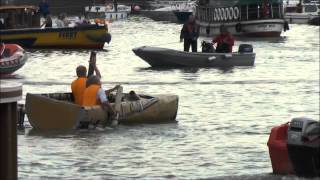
[0,5,111,49]
[25,91,179,130]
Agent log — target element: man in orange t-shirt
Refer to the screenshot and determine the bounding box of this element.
[71,52,101,105]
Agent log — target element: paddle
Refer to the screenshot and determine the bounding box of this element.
[111,85,123,127]
[87,51,96,77]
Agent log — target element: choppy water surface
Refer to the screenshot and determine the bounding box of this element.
[11,17,319,179]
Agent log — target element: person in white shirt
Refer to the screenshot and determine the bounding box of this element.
[56,14,65,28]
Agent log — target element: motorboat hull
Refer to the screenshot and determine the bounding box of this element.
[132,46,255,68]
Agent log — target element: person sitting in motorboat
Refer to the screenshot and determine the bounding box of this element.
[56,14,65,28]
[180,15,199,52]
[71,52,101,105]
[40,15,52,28]
[56,13,70,27]
[75,15,90,27]
[212,25,235,53]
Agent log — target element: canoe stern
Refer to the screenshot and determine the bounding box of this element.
[25,93,82,130]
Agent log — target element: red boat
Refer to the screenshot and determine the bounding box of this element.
[268,117,320,178]
[0,44,27,75]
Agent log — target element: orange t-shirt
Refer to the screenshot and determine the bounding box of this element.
[71,77,87,105]
[82,84,101,106]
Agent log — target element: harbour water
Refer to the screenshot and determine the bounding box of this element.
[11,17,319,179]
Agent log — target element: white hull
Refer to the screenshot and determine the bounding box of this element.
[104,12,129,20]
[285,13,319,24]
[85,5,131,21]
[198,19,285,37]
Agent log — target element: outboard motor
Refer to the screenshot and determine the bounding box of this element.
[238,44,253,53]
[201,41,214,53]
[287,117,320,177]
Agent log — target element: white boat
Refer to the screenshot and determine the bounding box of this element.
[284,0,320,25]
[0,44,27,75]
[195,0,289,37]
[154,0,195,23]
[84,4,131,21]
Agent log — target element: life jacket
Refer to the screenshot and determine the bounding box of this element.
[82,84,101,106]
[213,34,235,52]
[71,77,87,105]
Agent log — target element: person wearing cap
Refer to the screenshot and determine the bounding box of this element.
[180,15,200,52]
[82,75,120,126]
[82,75,115,109]
[56,14,65,28]
[40,15,52,28]
[212,25,235,53]
[71,52,101,105]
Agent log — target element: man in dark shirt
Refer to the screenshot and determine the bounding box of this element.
[38,0,50,17]
[180,15,199,52]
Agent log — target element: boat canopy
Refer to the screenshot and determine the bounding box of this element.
[0,5,40,29]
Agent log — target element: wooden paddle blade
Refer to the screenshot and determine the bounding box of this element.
[111,86,123,126]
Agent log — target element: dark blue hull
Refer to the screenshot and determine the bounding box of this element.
[173,11,193,23]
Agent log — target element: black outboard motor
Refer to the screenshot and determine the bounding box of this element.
[287,117,320,178]
[201,41,214,53]
[238,44,253,53]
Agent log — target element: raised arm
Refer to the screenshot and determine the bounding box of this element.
[93,60,101,79]
[98,88,115,114]
[89,53,101,78]
[105,85,120,95]
[87,52,94,77]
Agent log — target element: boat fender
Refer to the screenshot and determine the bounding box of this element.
[284,21,290,32]
[218,8,222,21]
[221,8,226,21]
[235,23,242,32]
[233,7,240,20]
[214,8,219,21]
[208,56,216,62]
[229,7,234,21]
[214,8,218,21]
